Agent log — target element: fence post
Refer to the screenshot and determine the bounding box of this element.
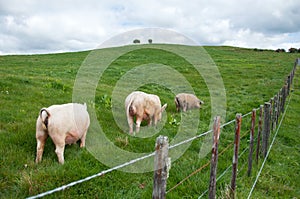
[152,136,169,199]
[276,91,281,125]
[294,58,299,73]
[269,98,274,132]
[273,95,278,131]
[262,102,271,157]
[281,85,287,113]
[292,58,298,82]
[208,116,221,199]
[230,113,242,199]
[256,105,263,163]
[247,109,256,177]
[286,75,291,96]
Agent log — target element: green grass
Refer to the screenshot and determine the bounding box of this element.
[0,45,299,198]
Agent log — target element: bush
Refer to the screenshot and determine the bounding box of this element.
[275,49,286,53]
[289,48,298,53]
[133,39,140,44]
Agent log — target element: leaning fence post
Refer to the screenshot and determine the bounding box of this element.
[152,136,169,199]
[230,114,242,199]
[247,109,256,177]
[262,102,271,157]
[208,116,221,199]
[256,105,263,163]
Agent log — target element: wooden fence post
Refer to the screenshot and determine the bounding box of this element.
[292,58,298,82]
[208,116,221,199]
[262,102,271,157]
[153,136,169,199]
[269,98,274,132]
[273,95,278,131]
[278,90,282,120]
[281,85,287,113]
[286,75,291,96]
[247,109,256,177]
[295,58,299,72]
[230,114,242,198]
[276,91,282,125]
[256,105,263,163]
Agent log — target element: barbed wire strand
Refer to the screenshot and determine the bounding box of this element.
[246,92,292,199]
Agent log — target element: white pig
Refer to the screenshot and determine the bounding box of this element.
[125,91,167,134]
[35,103,90,164]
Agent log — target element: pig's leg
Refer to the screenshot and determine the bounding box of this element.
[127,115,134,134]
[80,130,87,148]
[51,134,66,164]
[35,130,48,163]
[55,144,65,164]
[135,116,143,133]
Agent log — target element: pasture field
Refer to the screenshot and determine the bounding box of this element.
[0,45,299,198]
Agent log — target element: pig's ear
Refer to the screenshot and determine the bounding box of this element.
[161,104,167,112]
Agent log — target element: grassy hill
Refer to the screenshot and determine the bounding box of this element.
[0,45,299,198]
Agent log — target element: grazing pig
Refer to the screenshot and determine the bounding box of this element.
[174,93,204,112]
[125,91,167,134]
[35,103,90,164]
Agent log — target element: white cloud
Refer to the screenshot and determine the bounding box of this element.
[0,0,299,54]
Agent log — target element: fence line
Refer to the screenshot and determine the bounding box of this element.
[247,88,293,199]
[202,59,297,198]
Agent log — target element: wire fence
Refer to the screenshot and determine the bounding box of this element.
[247,90,293,199]
[27,58,298,199]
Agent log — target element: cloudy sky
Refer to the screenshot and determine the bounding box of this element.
[1,0,300,54]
